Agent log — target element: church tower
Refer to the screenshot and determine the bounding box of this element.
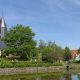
[0,17,7,56]
[0,18,7,39]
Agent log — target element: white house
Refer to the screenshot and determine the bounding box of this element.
[75,54,80,61]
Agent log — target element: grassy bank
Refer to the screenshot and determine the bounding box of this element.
[0,58,63,68]
[0,72,63,80]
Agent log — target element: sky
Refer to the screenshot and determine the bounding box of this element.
[0,0,80,49]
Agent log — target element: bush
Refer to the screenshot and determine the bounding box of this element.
[0,58,63,68]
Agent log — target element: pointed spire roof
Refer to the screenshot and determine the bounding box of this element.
[1,18,6,27]
[0,19,2,26]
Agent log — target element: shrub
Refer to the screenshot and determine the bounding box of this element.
[0,58,63,68]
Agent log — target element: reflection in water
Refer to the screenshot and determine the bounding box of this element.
[0,72,80,80]
[72,74,78,80]
[65,72,72,80]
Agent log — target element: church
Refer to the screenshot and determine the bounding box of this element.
[0,17,7,56]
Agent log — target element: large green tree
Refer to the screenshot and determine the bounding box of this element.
[2,24,36,60]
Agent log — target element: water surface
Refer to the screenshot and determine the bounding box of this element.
[0,71,80,80]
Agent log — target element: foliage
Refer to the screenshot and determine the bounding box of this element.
[38,40,64,62]
[0,58,63,68]
[1,24,72,63]
[2,24,36,60]
[77,48,80,54]
[63,46,71,61]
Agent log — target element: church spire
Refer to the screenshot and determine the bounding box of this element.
[0,17,7,39]
[1,18,5,28]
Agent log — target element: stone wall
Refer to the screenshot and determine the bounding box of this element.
[0,66,65,75]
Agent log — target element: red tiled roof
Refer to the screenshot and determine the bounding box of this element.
[71,50,78,58]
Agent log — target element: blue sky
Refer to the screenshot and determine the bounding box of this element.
[0,0,80,49]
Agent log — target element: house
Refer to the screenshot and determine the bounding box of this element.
[71,50,78,58]
[71,50,80,61]
[75,54,80,61]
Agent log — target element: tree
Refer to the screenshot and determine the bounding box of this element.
[44,43,63,62]
[64,46,71,61]
[38,40,63,62]
[2,24,36,60]
[78,48,80,54]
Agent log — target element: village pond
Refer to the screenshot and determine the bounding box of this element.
[0,71,80,80]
